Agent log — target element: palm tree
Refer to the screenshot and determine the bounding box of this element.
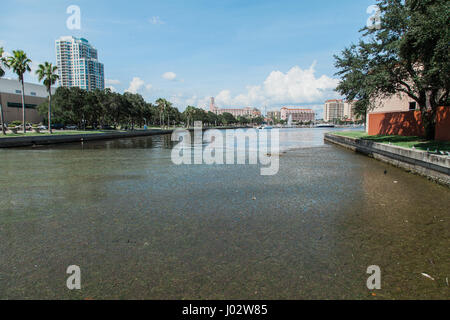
[184,106,196,128]
[36,62,59,134]
[0,47,8,135]
[156,98,171,128]
[6,50,32,134]
[156,100,163,127]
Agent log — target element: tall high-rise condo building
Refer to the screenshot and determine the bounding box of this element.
[55,36,105,91]
[323,99,360,122]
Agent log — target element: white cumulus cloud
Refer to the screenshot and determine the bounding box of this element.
[162,72,177,81]
[262,62,338,103]
[126,77,145,93]
[214,90,233,106]
[125,77,153,94]
[179,62,339,110]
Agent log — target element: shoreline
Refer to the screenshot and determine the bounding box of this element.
[0,126,244,148]
[324,132,450,187]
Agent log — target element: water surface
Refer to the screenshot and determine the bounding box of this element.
[0,128,448,299]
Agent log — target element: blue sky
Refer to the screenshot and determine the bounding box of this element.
[1,0,376,116]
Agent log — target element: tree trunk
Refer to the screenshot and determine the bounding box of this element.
[48,91,53,134]
[417,91,435,140]
[21,79,26,134]
[0,102,6,135]
[163,107,166,128]
[422,107,436,141]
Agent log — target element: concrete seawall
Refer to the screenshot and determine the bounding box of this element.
[324,133,450,187]
[0,126,243,148]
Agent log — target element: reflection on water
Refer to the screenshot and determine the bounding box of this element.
[0,128,448,299]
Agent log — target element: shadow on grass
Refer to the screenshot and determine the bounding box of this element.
[363,135,450,152]
[364,135,421,143]
[414,141,450,152]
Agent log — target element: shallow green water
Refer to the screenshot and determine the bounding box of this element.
[0,128,448,299]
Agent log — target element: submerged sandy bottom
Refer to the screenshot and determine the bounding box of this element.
[0,129,448,299]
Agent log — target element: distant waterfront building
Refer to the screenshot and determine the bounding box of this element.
[324,99,359,122]
[324,99,344,122]
[344,100,358,120]
[218,107,261,118]
[209,96,262,118]
[267,110,281,120]
[280,107,315,122]
[55,36,105,91]
[0,78,55,123]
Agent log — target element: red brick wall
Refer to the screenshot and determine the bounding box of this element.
[368,107,450,141]
[368,110,424,136]
[435,106,450,141]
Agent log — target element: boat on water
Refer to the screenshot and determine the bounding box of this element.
[257,125,273,129]
[315,124,335,128]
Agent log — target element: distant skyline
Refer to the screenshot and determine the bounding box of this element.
[1,0,376,117]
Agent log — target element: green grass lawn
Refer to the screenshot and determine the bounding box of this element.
[333,131,450,152]
[333,131,369,139]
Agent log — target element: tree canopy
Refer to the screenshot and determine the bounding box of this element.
[37,87,254,129]
[334,0,449,138]
[35,62,59,91]
[6,50,31,82]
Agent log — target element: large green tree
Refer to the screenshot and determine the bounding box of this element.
[141,102,156,127]
[183,106,196,127]
[102,90,126,128]
[37,88,189,130]
[334,0,450,139]
[35,62,59,133]
[6,50,32,133]
[83,90,102,129]
[207,111,219,126]
[220,112,236,125]
[124,92,147,129]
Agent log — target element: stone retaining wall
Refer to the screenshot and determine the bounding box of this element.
[324,133,450,187]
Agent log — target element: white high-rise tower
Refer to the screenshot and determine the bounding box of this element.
[55,36,105,91]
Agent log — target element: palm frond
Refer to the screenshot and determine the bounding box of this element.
[6,50,32,80]
[35,61,59,91]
